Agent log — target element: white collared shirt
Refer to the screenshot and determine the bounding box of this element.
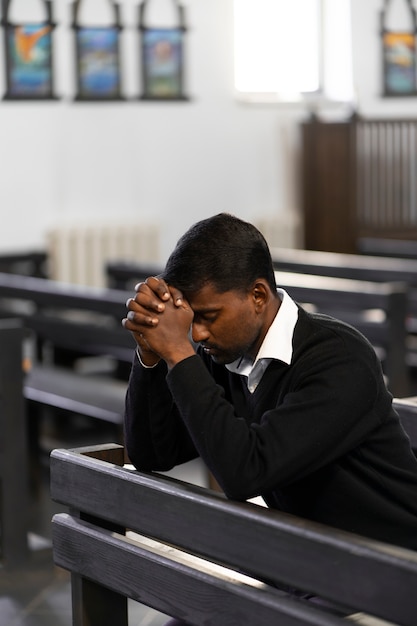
[225,288,299,393]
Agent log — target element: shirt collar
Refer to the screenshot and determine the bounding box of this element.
[225,288,299,382]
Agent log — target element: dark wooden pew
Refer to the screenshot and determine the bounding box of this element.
[271,247,417,368]
[277,271,409,396]
[0,271,128,321]
[0,250,47,278]
[358,237,417,260]
[0,272,135,438]
[0,318,30,567]
[50,424,417,626]
[270,247,417,295]
[270,246,417,325]
[106,260,410,396]
[270,247,417,285]
[106,261,163,290]
[107,254,417,334]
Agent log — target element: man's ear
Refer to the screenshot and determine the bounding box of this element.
[251,280,269,312]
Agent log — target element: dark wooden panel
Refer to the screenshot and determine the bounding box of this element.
[355,120,417,238]
[0,251,47,277]
[70,444,128,626]
[27,313,135,362]
[0,272,129,318]
[271,247,417,286]
[53,513,338,626]
[358,237,417,259]
[0,319,29,566]
[106,261,163,290]
[301,117,417,252]
[302,120,355,253]
[276,271,409,396]
[25,366,127,424]
[50,446,417,625]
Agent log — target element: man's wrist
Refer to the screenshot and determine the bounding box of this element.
[136,348,160,368]
[165,346,196,370]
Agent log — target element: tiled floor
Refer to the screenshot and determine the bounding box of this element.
[0,411,207,625]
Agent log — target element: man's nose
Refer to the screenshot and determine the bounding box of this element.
[191,322,209,344]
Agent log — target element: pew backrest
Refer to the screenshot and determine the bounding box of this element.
[276,271,409,396]
[357,237,417,260]
[0,271,136,363]
[0,250,47,278]
[107,261,410,395]
[0,273,135,433]
[271,247,417,287]
[0,319,29,567]
[50,442,417,626]
[106,261,163,290]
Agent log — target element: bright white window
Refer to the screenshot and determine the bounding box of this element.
[233,0,354,104]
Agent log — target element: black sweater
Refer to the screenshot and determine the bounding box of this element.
[125,307,417,550]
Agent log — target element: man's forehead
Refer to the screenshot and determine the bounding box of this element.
[187,283,224,305]
[187,283,245,310]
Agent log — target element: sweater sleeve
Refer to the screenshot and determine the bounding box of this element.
[124,352,198,471]
[165,336,390,501]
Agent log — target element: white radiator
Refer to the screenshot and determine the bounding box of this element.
[254,213,302,250]
[46,223,160,287]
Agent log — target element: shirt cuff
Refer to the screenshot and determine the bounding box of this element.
[136,348,159,369]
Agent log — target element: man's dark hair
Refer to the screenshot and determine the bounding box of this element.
[163,213,277,294]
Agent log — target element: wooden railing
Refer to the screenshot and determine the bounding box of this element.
[355,118,417,236]
[302,115,417,253]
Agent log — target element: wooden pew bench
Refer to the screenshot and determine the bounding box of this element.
[0,250,47,278]
[0,272,136,440]
[270,247,417,288]
[106,260,410,396]
[0,318,30,567]
[270,247,417,328]
[106,261,163,290]
[357,237,417,260]
[50,433,417,626]
[276,270,408,394]
[271,247,417,370]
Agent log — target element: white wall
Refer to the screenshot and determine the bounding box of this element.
[0,0,415,262]
[0,0,306,262]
